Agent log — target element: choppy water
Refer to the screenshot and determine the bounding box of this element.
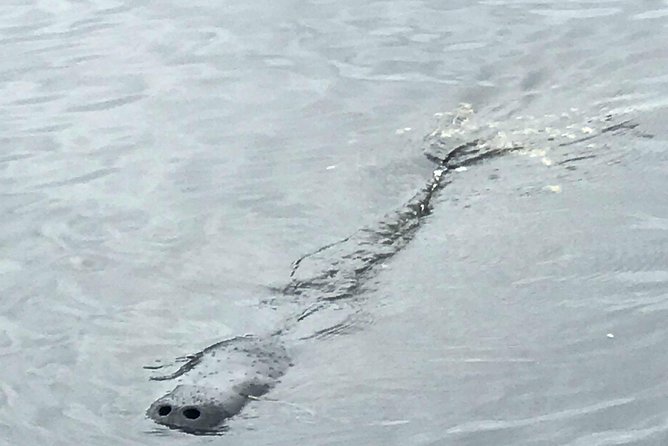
[1,1,667,445]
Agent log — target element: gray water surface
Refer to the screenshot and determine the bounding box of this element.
[1,1,667,445]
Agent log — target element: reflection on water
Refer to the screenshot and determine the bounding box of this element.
[0,1,667,445]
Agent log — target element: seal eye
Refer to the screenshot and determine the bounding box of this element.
[157,405,172,416]
[183,407,201,420]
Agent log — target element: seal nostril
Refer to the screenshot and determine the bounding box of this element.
[157,405,172,416]
[183,407,201,420]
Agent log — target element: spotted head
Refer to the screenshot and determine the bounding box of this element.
[146,335,290,434]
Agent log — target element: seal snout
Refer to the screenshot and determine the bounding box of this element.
[147,385,241,433]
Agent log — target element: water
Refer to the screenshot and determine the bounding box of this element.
[1,1,667,445]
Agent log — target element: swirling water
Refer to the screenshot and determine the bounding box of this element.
[0,1,667,445]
